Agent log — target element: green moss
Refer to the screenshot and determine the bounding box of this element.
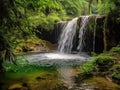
[14,36,48,53]
[84,76,120,89]
[3,54,57,73]
[110,45,120,53]
[80,61,95,75]
[94,55,115,72]
[3,61,57,73]
[28,11,70,31]
[80,54,115,76]
[110,65,120,82]
[111,65,120,73]
[87,16,96,32]
[78,44,120,84]
[112,73,120,80]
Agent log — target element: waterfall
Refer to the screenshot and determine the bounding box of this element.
[77,16,90,52]
[58,15,103,53]
[58,18,78,53]
[93,16,97,52]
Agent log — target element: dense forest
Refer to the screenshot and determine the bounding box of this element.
[0,0,120,90]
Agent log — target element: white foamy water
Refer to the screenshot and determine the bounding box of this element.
[58,18,78,53]
[27,52,88,60]
[77,16,90,52]
[26,52,90,67]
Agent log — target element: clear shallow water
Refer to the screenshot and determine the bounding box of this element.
[25,52,90,89]
[0,52,120,90]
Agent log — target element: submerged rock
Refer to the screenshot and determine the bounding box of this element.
[8,83,22,90]
[22,82,28,87]
[36,76,45,81]
[8,83,29,90]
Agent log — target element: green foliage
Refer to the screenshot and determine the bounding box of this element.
[111,65,120,82]
[94,55,115,72]
[4,63,40,73]
[112,73,120,80]
[80,53,116,76]
[3,55,40,72]
[91,52,98,56]
[110,45,120,53]
[3,55,57,73]
[111,65,120,74]
[14,35,41,52]
[0,0,30,69]
[28,12,67,31]
[97,0,115,14]
[79,44,120,84]
[80,60,95,75]
[23,0,69,31]
[59,0,89,16]
[87,16,97,31]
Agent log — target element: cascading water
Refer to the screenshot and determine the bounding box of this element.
[58,18,78,53]
[77,16,90,52]
[93,16,97,52]
[58,15,100,53]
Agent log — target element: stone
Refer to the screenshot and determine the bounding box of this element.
[8,83,28,90]
[8,83,23,90]
[36,76,45,80]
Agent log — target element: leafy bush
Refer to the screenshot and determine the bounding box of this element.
[59,0,89,16]
[110,45,120,53]
[112,73,120,80]
[111,65,120,84]
[94,55,115,72]
[14,36,44,53]
[80,60,96,75]
[97,0,115,14]
[111,65,120,80]
[80,54,116,77]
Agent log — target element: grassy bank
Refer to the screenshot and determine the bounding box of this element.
[78,45,120,84]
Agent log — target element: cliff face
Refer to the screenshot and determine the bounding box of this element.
[106,9,120,50]
[35,13,120,53]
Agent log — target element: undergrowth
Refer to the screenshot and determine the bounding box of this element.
[79,45,120,84]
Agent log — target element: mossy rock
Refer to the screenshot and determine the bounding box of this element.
[78,45,120,84]
[111,65,120,73]
[14,36,57,53]
[8,83,23,90]
[110,65,120,83]
[8,83,29,90]
[94,55,115,72]
[36,76,45,81]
